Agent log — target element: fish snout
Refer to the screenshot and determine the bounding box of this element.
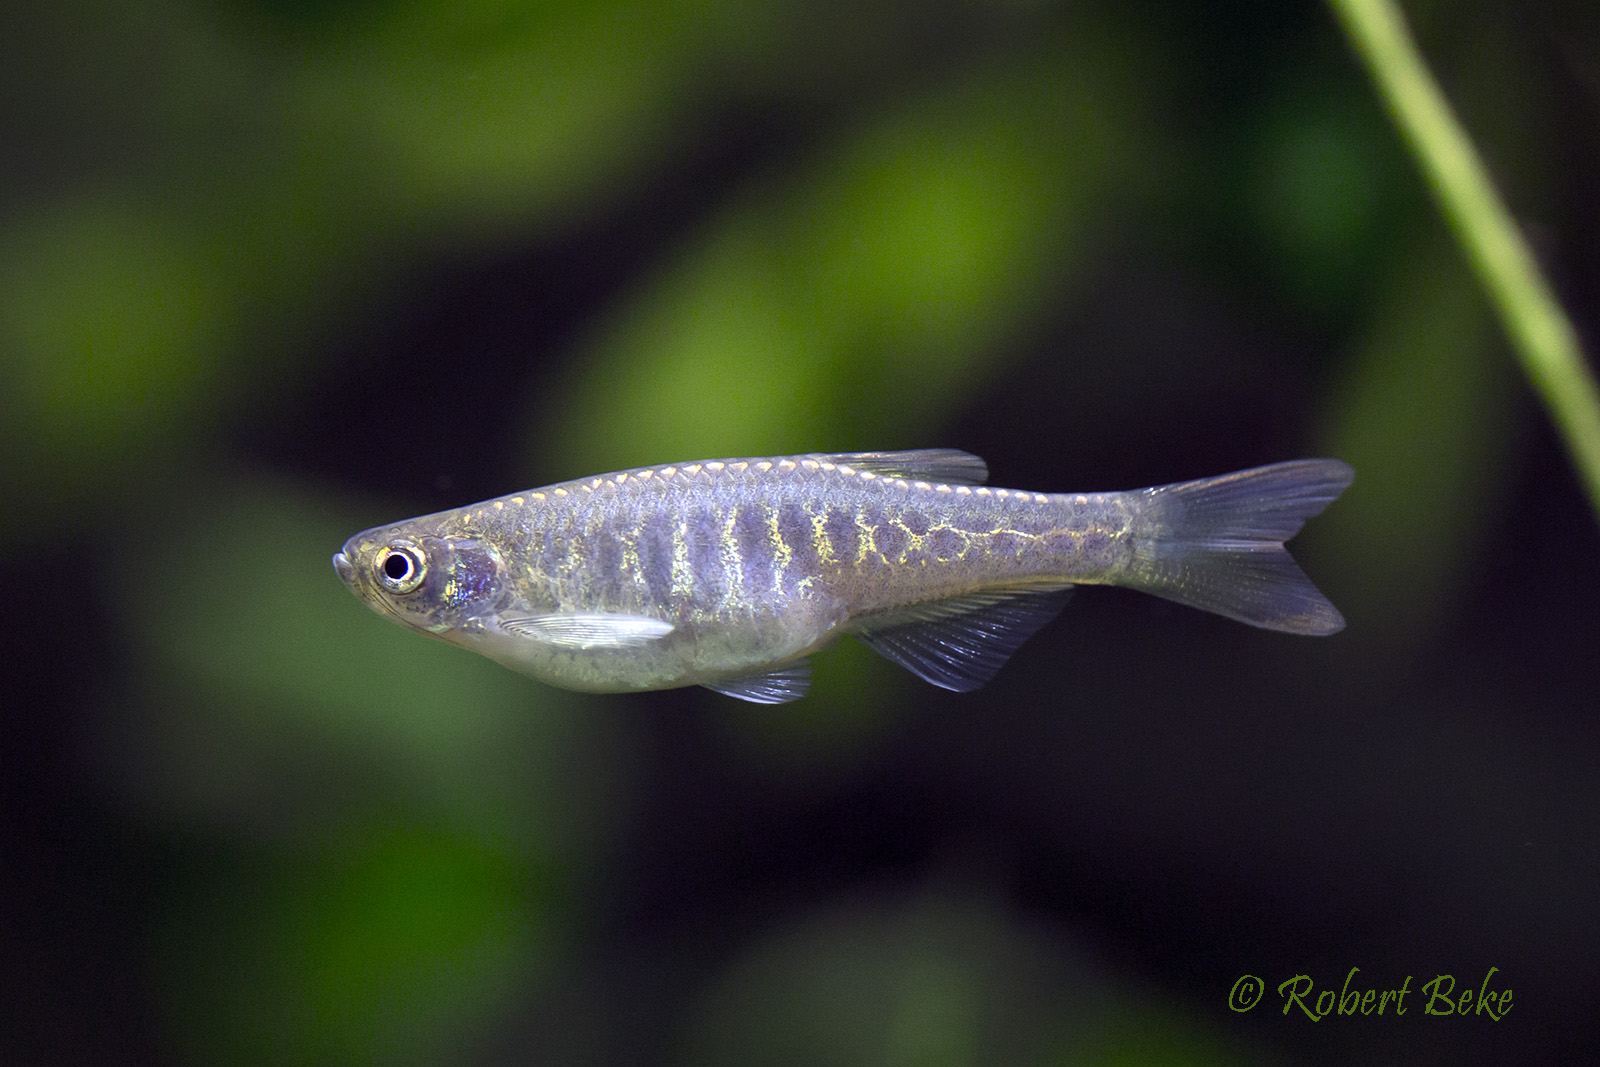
[332,551,357,588]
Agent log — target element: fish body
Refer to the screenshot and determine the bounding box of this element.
[333,450,1352,702]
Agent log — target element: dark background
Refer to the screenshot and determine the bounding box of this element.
[5,0,1599,1063]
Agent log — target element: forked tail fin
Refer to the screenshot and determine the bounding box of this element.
[1127,459,1354,635]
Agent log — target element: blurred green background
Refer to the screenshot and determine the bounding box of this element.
[5,0,1599,1064]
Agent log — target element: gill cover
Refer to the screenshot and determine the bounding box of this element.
[373,536,505,628]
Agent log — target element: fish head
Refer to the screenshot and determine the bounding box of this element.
[333,522,506,639]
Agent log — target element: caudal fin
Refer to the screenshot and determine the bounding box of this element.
[1128,459,1354,635]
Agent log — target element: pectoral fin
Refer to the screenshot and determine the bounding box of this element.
[851,587,1074,691]
[702,662,812,704]
[493,612,675,650]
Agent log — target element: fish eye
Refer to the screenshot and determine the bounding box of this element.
[375,542,426,595]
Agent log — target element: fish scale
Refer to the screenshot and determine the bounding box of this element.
[334,450,1352,702]
[503,463,1123,620]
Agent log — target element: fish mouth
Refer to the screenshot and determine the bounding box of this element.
[333,547,410,626]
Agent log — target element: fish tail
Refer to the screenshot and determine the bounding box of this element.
[1125,459,1354,635]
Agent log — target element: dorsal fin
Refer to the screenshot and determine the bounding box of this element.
[818,449,988,485]
[850,586,1074,691]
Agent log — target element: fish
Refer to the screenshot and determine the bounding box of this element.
[333,450,1352,703]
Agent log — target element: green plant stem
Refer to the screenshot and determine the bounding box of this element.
[1327,0,1600,522]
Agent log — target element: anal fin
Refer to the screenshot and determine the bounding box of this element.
[852,587,1074,691]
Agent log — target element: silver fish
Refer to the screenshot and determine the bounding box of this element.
[333,450,1352,702]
